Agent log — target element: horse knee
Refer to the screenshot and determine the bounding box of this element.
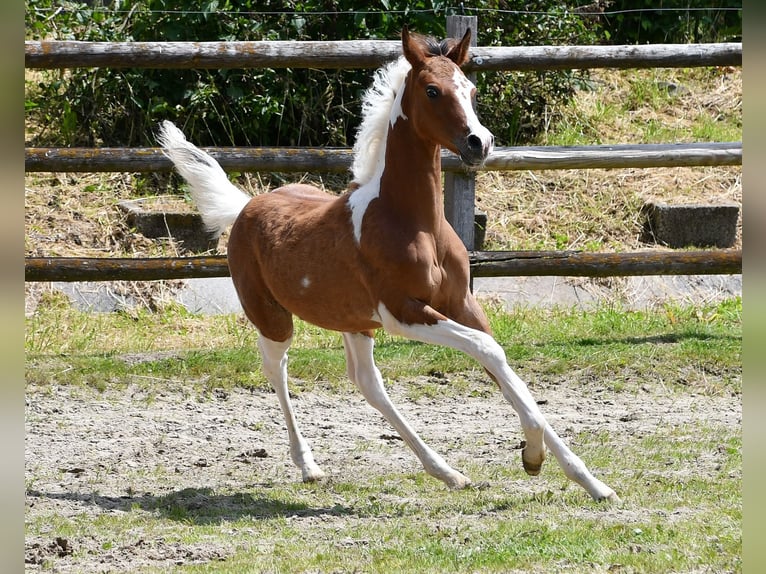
[472,334,509,377]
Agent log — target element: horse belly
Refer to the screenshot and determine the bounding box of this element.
[271,254,380,332]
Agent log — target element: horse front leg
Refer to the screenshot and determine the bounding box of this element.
[342,332,471,489]
[377,301,619,502]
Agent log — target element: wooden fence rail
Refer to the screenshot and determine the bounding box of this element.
[25,141,742,173]
[25,27,742,283]
[25,40,741,71]
[25,250,742,283]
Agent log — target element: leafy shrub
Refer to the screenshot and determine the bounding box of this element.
[25,0,602,148]
[475,1,600,145]
[603,1,741,44]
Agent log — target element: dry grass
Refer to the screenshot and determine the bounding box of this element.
[477,164,741,251]
[476,66,741,251]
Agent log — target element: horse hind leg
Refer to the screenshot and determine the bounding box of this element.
[257,334,326,482]
[342,332,470,489]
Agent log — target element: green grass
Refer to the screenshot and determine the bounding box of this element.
[29,429,740,572]
[26,296,741,397]
[27,433,741,573]
[540,67,742,147]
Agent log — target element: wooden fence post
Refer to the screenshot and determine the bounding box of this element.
[444,14,479,253]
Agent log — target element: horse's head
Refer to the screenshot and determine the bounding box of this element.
[400,27,494,168]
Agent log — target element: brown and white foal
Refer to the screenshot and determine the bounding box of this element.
[158,27,619,502]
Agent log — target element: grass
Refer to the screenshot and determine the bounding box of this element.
[24,295,741,573]
[25,294,741,398]
[539,68,742,147]
[26,441,742,573]
[474,66,741,252]
[27,423,741,573]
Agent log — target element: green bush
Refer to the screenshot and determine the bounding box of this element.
[603,1,741,44]
[25,0,602,148]
[475,1,600,145]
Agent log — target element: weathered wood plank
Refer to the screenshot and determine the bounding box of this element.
[25,256,231,282]
[481,142,743,170]
[25,250,742,282]
[25,142,742,173]
[467,42,741,71]
[467,250,741,277]
[24,40,400,69]
[25,40,741,70]
[24,147,355,173]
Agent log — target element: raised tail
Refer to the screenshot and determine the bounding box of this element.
[157,120,251,237]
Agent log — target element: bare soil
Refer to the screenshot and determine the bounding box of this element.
[25,373,741,572]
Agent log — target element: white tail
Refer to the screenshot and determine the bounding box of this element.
[156,120,251,237]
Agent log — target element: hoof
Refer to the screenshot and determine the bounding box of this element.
[596,490,621,504]
[444,472,472,490]
[301,466,326,483]
[521,447,544,476]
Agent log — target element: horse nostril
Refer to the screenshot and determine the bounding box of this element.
[467,134,483,152]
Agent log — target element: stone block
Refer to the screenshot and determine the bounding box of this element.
[117,197,218,253]
[640,202,739,248]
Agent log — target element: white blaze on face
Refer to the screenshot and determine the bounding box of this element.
[452,69,494,151]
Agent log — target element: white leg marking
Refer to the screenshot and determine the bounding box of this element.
[342,332,470,489]
[376,304,619,502]
[258,335,325,482]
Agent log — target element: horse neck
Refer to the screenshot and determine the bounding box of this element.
[378,121,445,232]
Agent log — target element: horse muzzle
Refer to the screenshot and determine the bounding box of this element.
[457,128,494,168]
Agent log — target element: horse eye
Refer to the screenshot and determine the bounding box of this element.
[426,86,440,99]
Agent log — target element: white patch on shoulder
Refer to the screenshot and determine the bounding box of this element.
[347,177,381,244]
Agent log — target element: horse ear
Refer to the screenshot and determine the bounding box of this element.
[447,27,472,66]
[401,25,427,67]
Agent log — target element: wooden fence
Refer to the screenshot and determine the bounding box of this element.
[24,16,743,282]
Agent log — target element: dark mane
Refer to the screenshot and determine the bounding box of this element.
[418,34,459,57]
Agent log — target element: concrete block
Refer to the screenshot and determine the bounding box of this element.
[117,197,218,253]
[640,202,739,248]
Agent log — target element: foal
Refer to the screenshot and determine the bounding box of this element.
[158,28,618,502]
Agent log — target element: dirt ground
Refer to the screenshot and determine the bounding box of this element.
[25,370,741,572]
